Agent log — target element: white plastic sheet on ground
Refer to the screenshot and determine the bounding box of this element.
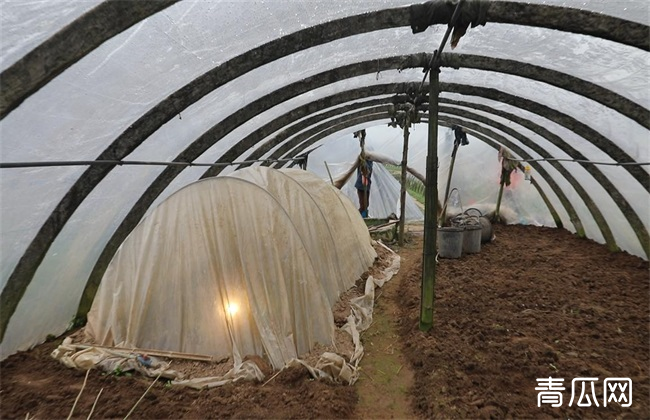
[51,338,183,381]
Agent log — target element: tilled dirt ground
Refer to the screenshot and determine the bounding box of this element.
[1,224,648,419]
[399,224,649,419]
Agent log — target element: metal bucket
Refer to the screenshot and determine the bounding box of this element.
[479,216,493,243]
[463,225,482,254]
[437,227,464,258]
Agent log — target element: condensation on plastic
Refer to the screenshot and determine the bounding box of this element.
[301,111,645,257]
[5,60,645,300]
[84,168,375,369]
[440,92,650,229]
[0,166,86,287]
[0,0,101,70]
[0,164,168,360]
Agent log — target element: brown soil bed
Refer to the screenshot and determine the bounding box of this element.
[1,224,648,419]
[399,224,649,419]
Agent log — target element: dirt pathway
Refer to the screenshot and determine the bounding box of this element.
[353,228,423,419]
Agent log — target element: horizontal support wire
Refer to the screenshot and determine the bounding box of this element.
[0,157,304,169]
[507,158,649,166]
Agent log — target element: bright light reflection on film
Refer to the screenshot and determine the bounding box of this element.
[226,302,239,316]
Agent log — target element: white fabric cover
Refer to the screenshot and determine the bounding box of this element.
[86,168,376,369]
[54,242,400,389]
[228,167,376,305]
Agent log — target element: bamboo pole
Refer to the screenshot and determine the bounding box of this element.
[67,369,91,420]
[420,68,440,332]
[123,369,165,420]
[398,113,411,247]
[87,388,103,420]
[71,344,218,362]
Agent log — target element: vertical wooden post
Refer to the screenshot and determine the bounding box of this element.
[420,68,439,332]
[398,113,411,247]
[494,179,505,222]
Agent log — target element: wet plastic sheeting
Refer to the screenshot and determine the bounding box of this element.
[0,2,645,275]
[0,166,85,285]
[0,0,100,70]
[0,164,167,358]
[439,67,648,161]
[508,0,647,23]
[457,25,649,107]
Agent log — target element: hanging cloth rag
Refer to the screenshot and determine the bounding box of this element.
[409,0,490,48]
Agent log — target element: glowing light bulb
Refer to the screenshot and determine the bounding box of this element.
[226,302,239,316]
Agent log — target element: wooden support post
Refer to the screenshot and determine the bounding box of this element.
[494,179,505,223]
[420,68,440,332]
[398,114,411,247]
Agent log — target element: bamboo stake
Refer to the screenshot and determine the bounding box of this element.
[71,344,216,362]
[361,368,375,382]
[123,369,165,420]
[262,369,283,387]
[67,368,91,420]
[421,0,465,334]
[87,388,103,420]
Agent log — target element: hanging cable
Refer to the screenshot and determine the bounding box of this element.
[0,157,305,169]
